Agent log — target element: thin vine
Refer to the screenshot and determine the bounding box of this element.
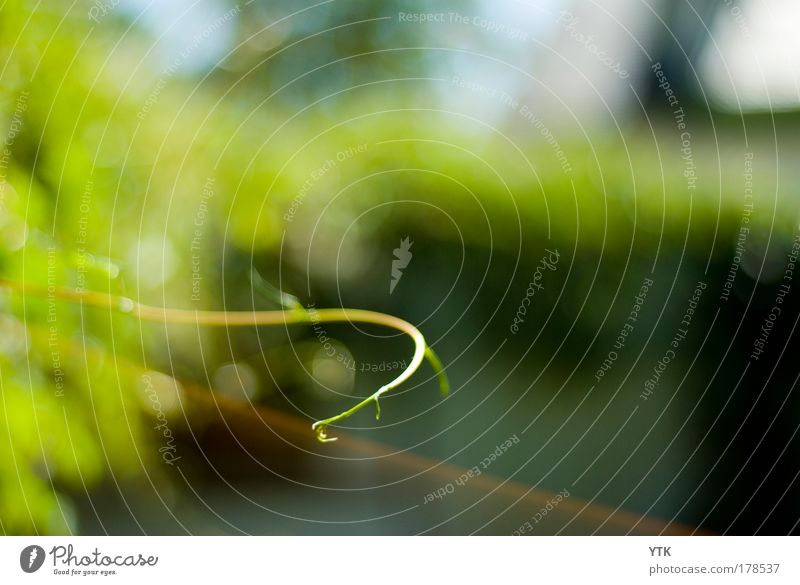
[0,277,449,443]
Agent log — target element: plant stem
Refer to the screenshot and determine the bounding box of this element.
[0,278,449,442]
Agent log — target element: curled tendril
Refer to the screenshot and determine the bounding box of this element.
[308,342,448,443]
[0,277,450,444]
[312,422,336,443]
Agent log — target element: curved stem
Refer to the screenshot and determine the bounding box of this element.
[0,278,449,443]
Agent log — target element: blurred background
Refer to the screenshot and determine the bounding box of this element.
[1,0,799,535]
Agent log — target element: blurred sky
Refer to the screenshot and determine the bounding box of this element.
[120,0,240,74]
[116,0,800,119]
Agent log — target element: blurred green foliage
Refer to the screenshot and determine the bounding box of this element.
[1,0,797,534]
